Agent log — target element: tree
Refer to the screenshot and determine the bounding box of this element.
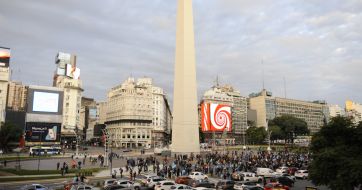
[309,116,362,189]
[270,115,309,143]
[246,127,267,144]
[0,122,23,152]
[269,125,283,143]
[199,127,205,143]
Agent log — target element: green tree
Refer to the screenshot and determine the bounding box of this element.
[309,116,362,189]
[199,127,205,143]
[0,122,23,152]
[270,115,309,143]
[269,125,283,143]
[246,127,267,144]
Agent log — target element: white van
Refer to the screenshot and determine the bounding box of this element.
[256,168,277,178]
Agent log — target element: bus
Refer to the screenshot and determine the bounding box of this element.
[29,146,62,155]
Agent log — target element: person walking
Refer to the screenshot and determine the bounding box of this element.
[57,162,60,170]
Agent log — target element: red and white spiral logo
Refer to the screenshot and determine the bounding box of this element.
[210,104,231,131]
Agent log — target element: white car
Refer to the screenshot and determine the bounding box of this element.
[240,172,262,182]
[104,179,117,188]
[155,180,177,190]
[171,184,193,190]
[234,181,259,190]
[189,172,208,180]
[147,177,167,189]
[294,170,308,179]
[114,180,141,190]
[256,168,277,178]
[276,166,289,174]
[21,184,51,190]
[70,184,100,190]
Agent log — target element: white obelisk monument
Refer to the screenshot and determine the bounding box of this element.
[171,0,200,154]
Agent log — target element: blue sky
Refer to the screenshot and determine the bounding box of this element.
[0,0,361,107]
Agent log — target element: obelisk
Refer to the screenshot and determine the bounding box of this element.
[171,0,200,154]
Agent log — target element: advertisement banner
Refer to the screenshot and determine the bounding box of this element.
[26,122,61,142]
[201,103,232,132]
[0,47,10,67]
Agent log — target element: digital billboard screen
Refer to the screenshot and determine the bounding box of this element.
[32,91,59,113]
[0,47,10,67]
[201,103,232,132]
[26,122,61,142]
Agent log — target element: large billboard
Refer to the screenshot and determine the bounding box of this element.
[0,47,10,67]
[27,88,63,115]
[201,103,232,132]
[65,64,80,79]
[26,122,61,142]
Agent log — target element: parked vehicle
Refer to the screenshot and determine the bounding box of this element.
[263,183,289,190]
[234,181,258,190]
[171,184,193,190]
[70,183,100,190]
[275,173,296,181]
[275,167,288,174]
[146,177,167,189]
[287,167,298,175]
[175,176,193,185]
[294,170,308,179]
[215,180,235,190]
[154,181,177,190]
[232,172,263,182]
[21,184,52,190]
[243,186,263,190]
[104,185,132,190]
[189,172,208,180]
[114,180,141,190]
[256,168,277,178]
[104,179,117,188]
[188,179,215,188]
[277,176,294,187]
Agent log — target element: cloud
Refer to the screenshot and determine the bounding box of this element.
[0,0,361,107]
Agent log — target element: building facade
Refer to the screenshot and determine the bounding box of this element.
[328,104,345,118]
[105,77,172,148]
[249,89,328,133]
[345,100,362,125]
[53,52,83,143]
[201,84,248,144]
[7,81,28,111]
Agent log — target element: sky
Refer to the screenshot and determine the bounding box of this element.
[1,0,361,107]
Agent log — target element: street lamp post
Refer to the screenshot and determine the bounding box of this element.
[265,120,272,153]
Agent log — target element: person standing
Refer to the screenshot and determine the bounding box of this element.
[57,162,60,170]
[119,167,123,178]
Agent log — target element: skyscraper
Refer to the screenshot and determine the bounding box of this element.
[171,0,200,153]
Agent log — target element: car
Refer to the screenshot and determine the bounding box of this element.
[104,179,118,188]
[189,172,208,180]
[234,181,259,190]
[294,170,308,179]
[171,184,193,190]
[188,179,215,188]
[256,168,277,178]
[232,172,263,182]
[243,186,263,190]
[175,176,193,185]
[114,180,142,190]
[155,181,177,190]
[138,174,158,184]
[146,177,167,189]
[70,183,100,190]
[275,167,288,174]
[263,183,289,190]
[104,185,132,190]
[215,180,235,190]
[275,173,296,182]
[277,176,294,187]
[21,184,52,190]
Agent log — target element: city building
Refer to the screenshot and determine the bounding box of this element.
[345,100,362,125]
[53,52,83,144]
[201,83,248,145]
[7,81,28,111]
[248,89,328,133]
[96,101,107,125]
[79,97,97,141]
[328,104,345,118]
[0,47,11,127]
[105,77,172,148]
